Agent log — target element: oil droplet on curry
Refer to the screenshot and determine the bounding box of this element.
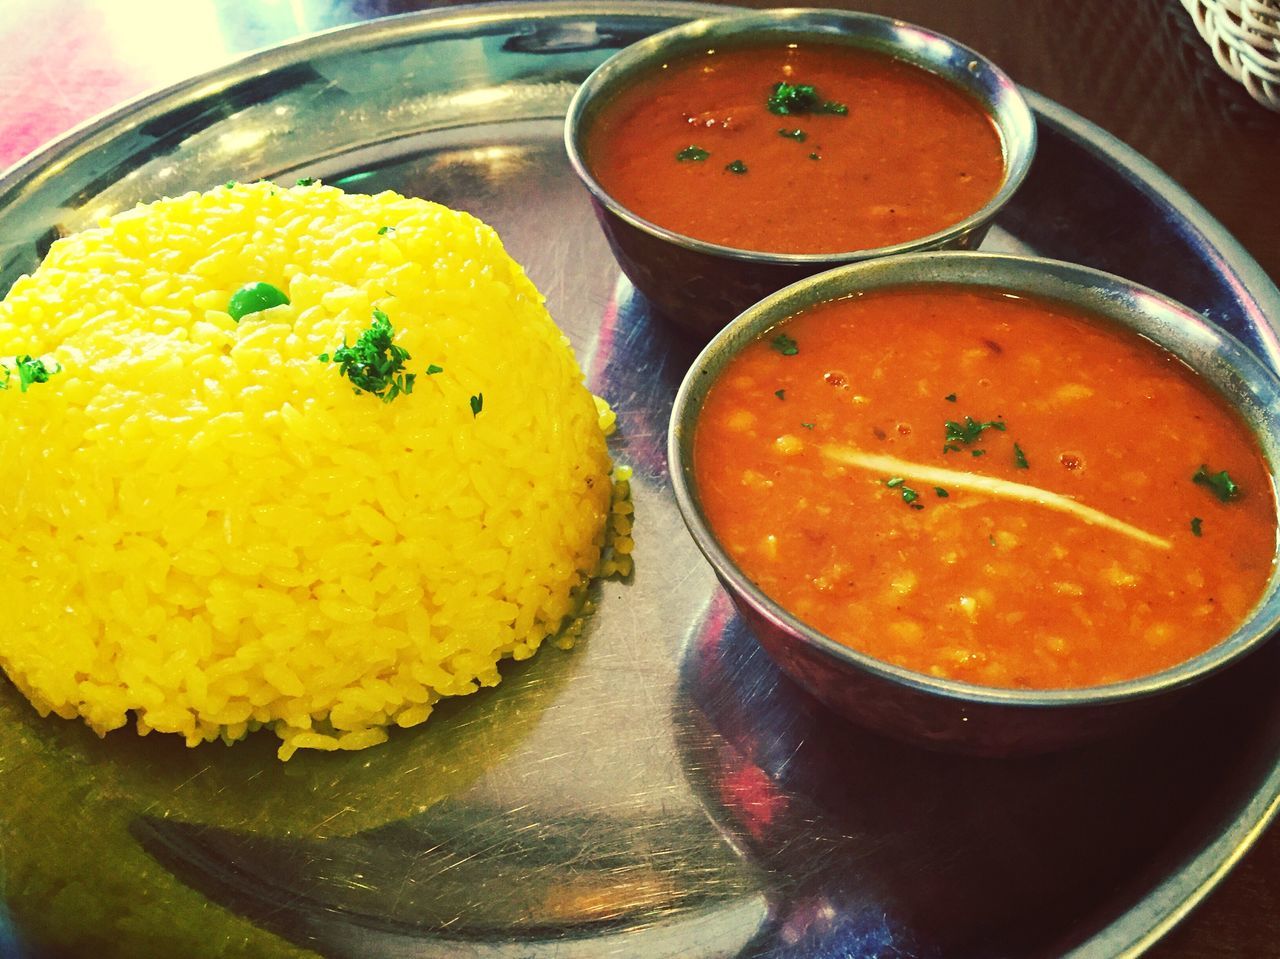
[693,287,1278,689]
[585,41,1005,254]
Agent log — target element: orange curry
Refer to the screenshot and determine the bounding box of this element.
[585,41,1005,254]
[693,287,1278,688]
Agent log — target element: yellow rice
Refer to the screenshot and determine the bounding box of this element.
[0,180,626,760]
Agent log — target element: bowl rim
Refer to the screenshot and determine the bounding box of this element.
[564,6,1038,265]
[667,250,1280,708]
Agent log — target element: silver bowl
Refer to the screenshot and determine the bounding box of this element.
[565,7,1037,339]
[669,252,1280,756]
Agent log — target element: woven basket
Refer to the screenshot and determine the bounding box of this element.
[1181,0,1280,109]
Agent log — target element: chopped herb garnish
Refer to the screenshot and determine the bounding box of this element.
[943,415,1006,452]
[765,81,851,117]
[320,308,417,403]
[970,449,986,457]
[774,389,786,400]
[1013,443,1029,469]
[470,393,483,417]
[676,145,710,162]
[778,128,808,141]
[808,152,821,161]
[770,333,798,356]
[934,487,949,498]
[1191,517,1203,537]
[295,176,318,186]
[988,534,997,546]
[5,355,60,392]
[945,393,957,402]
[1192,465,1240,502]
[377,225,393,235]
[227,281,290,322]
[801,422,815,430]
[224,180,236,189]
[885,477,923,508]
[768,81,819,115]
[426,364,443,375]
[726,159,748,174]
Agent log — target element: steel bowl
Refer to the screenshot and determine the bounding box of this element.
[565,7,1037,339]
[668,251,1280,756]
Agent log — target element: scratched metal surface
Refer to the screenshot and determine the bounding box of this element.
[1,4,1280,958]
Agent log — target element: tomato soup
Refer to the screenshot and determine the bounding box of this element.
[693,287,1278,689]
[584,41,1005,254]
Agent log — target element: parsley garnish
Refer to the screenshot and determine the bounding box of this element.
[17,355,56,391]
[295,177,318,186]
[470,393,483,417]
[945,393,957,402]
[676,145,710,162]
[934,487,949,498]
[1192,465,1239,502]
[320,308,417,403]
[767,82,849,117]
[224,180,236,189]
[426,364,443,375]
[767,82,819,115]
[1013,443,1029,469]
[808,152,821,161]
[377,226,393,235]
[1,355,61,392]
[801,421,815,430]
[943,416,1006,452]
[1191,517,1203,537]
[778,128,808,141]
[770,333,798,356]
[227,281,290,322]
[885,476,924,509]
[726,159,748,174]
[774,389,786,400]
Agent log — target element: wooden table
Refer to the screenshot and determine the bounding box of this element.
[1,1,1276,956]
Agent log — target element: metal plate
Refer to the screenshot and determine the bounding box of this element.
[2,4,1279,957]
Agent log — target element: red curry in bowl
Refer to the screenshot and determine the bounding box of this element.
[693,285,1278,689]
[583,40,1006,255]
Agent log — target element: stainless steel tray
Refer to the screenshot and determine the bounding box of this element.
[2,4,1279,958]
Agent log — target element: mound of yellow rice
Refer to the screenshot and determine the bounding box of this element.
[0,180,628,760]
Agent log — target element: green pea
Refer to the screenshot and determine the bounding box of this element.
[227,282,290,322]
